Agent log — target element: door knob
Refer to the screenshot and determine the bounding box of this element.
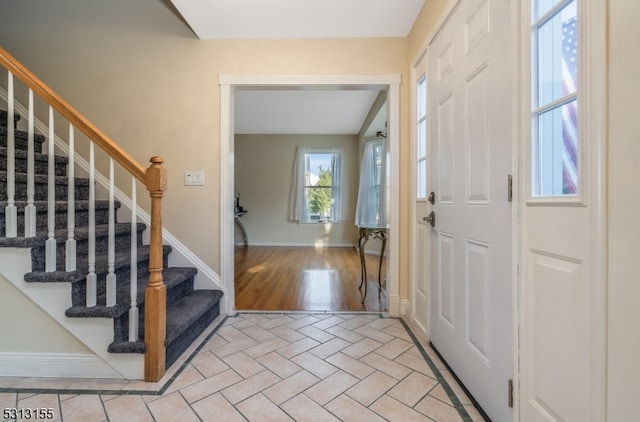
[428,191,435,205]
[423,211,436,227]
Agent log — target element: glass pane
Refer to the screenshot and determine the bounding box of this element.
[417,159,427,198]
[534,0,563,20]
[305,186,333,220]
[416,75,428,200]
[533,100,578,196]
[374,144,383,179]
[417,119,427,158]
[305,153,334,187]
[417,77,427,117]
[536,1,577,106]
[374,185,381,226]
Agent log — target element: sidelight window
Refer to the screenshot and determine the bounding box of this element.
[416,75,428,199]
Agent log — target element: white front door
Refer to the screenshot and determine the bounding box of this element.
[411,51,430,339]
[428,0,513,420]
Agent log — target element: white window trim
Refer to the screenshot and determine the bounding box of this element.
[290,146,344,224]
[527,0,586,206]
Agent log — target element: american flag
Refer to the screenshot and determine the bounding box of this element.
[561,16,578,194]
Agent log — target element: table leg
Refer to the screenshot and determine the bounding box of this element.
[377,236,386,296]
[234,218,248,247]
[358,231,370,304]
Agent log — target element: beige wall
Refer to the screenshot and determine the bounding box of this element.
[607,0,640,419]
[407,0,450,61]
[0,0,410,284]
[235,134,359,246]
[0,274,89,353]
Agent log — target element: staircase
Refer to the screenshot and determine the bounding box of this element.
[0,107,223,378]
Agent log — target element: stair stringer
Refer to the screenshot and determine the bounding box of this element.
[0,248,144,379]
[0,87,226,297]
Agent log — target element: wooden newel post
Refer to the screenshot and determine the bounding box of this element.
[144,156,167,382]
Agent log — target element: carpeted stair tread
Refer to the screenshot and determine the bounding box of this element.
[0,129,47,153]
[0,200,124,235]
[166,290,224,344]
[0,145,68,163]
[0,236,47,248]
[46,222,146,244]
[96,266,197,310]
[0,222,145,249]
[0,170,91,202]
[65,303,130,319]
[0,110,21,127]
[107,340,145,354]
[1,146,68,176]
[23,244,172,283]
[64,267,198,319]
[0,199,120,212]
[0,170,90,187]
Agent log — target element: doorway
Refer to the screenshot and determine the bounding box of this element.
[219,75,401,316]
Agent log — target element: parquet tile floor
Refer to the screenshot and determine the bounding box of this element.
[0,313,487,421]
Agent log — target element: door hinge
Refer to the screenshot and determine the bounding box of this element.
[508,379,514,408]
[507,174,513,203]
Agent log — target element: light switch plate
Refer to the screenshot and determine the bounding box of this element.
[184,171,204,186]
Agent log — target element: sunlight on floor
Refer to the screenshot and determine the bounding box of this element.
[302,269,338,305]
[247,264,266,274]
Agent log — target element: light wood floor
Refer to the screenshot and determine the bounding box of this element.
[234,246,387,312]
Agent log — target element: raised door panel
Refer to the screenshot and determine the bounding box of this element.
[438,232,456,330]
[465,239,491,365]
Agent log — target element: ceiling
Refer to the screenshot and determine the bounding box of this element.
[234,89,386,136]
[169,0,426,40]
[169,0,424,135]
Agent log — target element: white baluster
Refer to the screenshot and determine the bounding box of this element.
[86,142,96,307]
[106,158,116,307]
[24,89,36,237]
[4,72,16,238]
[45,106,56,271]
[129,177,138,341]
[65,124,76,272]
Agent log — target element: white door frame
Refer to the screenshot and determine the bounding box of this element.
[408,48,430,340]
[219,74,402,316]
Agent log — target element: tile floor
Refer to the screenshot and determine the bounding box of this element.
[0,313,487,421]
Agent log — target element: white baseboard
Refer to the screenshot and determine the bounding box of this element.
[0,353,124,379]
[243,242,356,248]
[388,295,401,317]
[400,299,411,316]
[363,248,386,257]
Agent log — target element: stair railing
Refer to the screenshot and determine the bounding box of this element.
[0,46,167,382]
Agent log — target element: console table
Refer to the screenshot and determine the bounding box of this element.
[357,226,387,303]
